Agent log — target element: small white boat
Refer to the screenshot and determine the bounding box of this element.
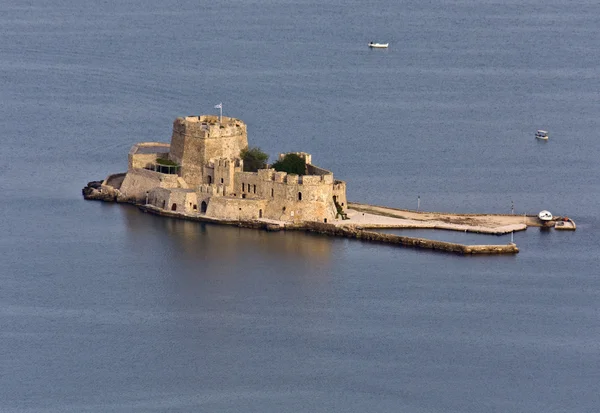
[368,42,389,48]
[538,210,553,221]
[535,130,549,140]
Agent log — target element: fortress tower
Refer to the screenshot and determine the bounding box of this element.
[169,115,248,187]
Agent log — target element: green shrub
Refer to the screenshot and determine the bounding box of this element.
[156,158,179,166]
[240,147,269,172]
[271,153,306,175]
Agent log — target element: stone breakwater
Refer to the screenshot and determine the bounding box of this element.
[133,204,519,255]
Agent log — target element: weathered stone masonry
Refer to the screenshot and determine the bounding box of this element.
[99,114,347,224]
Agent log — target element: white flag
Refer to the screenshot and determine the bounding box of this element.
[214,103,222,109]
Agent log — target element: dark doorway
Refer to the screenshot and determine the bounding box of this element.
[200,201,208,213]
[259,209,263,218]
[171,203,177,211]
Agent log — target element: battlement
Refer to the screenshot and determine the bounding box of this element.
[173,116,247,140]
[251,168,333,185]
[208,157,243,169]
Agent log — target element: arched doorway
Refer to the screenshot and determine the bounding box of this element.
[259,209,263,218]
[171,203,177,211]
[200,201,208,213]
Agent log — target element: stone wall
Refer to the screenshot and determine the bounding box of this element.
[119,168,179,203]
[149,188,198,213]
[206,197,268,220]
[227,168,338,223]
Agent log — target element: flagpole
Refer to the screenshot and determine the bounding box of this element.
[214,102,223,123]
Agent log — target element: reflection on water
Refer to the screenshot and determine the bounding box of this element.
[120,204,334,263]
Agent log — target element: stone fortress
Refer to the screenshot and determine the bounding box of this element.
[84,113,573,255]
[108,115,348,224]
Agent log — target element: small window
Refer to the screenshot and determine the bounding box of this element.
[324,218,327,223]
[298,192,302,201]
[253,184,256,194]
[242,183,245,192]
[171,203,177,211]
[221,178,224,184]
[271,188,274,198]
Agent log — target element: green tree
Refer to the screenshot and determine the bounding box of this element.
[240,146,269,172]
[271,153,306,175]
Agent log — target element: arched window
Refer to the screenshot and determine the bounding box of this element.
[201,201,207,213]
[171,203,177,211]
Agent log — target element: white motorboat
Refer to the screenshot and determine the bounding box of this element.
[368,42,389,48]
[538,210,553,221]
[535,130,549,140]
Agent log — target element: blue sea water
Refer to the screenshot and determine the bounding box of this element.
[1,0,599,411]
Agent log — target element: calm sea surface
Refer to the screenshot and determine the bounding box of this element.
[1,0,599,411]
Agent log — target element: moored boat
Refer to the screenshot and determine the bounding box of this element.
[535,130,549,140]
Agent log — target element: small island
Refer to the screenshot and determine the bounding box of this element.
[83,114,574,254]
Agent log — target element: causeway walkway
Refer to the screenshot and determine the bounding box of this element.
[340,202,535,235]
